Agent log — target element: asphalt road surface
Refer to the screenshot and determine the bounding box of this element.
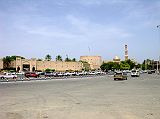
[0,74,160,119]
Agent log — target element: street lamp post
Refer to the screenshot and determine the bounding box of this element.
[157,25,160,74]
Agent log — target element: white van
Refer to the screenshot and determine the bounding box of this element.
[131,70,140,77]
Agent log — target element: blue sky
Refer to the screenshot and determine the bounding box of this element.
[0,0,160,62]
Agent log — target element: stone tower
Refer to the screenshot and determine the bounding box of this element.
[125,45,128,61]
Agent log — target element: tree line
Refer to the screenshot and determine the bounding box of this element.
[44,54,76,62]
[2,55,157,72]
[100,59,141,71]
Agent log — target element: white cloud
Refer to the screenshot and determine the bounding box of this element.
[66,14,132,40]
[17,24,80,39]
[66,14,89,33]
[13,14,132,45]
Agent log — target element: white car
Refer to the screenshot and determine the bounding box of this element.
[89,72,96,75]
[0,73,17,79]
[16,72,25,75]
[131,70,140,77]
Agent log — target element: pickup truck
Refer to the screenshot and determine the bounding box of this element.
[0,73,17,79]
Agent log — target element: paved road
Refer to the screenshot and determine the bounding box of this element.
[0,74,160,119]
[0,75,105,82]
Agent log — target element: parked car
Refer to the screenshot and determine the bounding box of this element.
[143,70,147,73]
[25,72,39,78]
[36,72,45,75]
[45,72,56,77]
[16,72,25,75]
[151,70,156,73]
[65,72,75,76]
[107,71,115,76]
[147,70,152,74]
[0,73,17,79]
[57,72,65,77]
[88,72,96,75]
[114,71,127,80]
[76,72,84,76]
[131,70,140,77]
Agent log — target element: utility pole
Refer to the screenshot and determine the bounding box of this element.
[157,25,160,74]
[88,46,91,56]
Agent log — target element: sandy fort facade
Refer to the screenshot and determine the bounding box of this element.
[15,57,83,72]
[1,56,106,71]
[0,59,3,70]
[80,56,102,70]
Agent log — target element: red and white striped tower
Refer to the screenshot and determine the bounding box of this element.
[125,45,128,61]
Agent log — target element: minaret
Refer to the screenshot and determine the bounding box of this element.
[125,45,128,61]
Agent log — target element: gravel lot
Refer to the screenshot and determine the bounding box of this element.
[0,74,160,119]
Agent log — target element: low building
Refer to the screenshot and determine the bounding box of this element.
[144,59,160,70]
[15,57,83,72]
[80,56,102,70]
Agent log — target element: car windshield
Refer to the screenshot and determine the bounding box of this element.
[132,70,136,73]
[123,72,127,75]
[115,72,122,75]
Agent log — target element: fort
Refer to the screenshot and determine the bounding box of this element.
[0,56,104,72]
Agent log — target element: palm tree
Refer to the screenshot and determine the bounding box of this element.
[37,59,42,61]
[3,56,12,69]
[72,58,76,62]
[3,56,17,69]
[45,54,52,61]
[56,55,62,61]
[65,57,71,62]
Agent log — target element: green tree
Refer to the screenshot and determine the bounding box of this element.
[45,68,55,72]
[56,55,63,61]
[120,61,130,70]
[45,54,52,61]
[142,59,154,70]
[135,63,141,69]
[142,64,146,70]
[112,63,120,70]
[3,56,12,69]
[3,55,24,69]
[125,59,135,70]
[100,63,108,71]
[100,62,120,71]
